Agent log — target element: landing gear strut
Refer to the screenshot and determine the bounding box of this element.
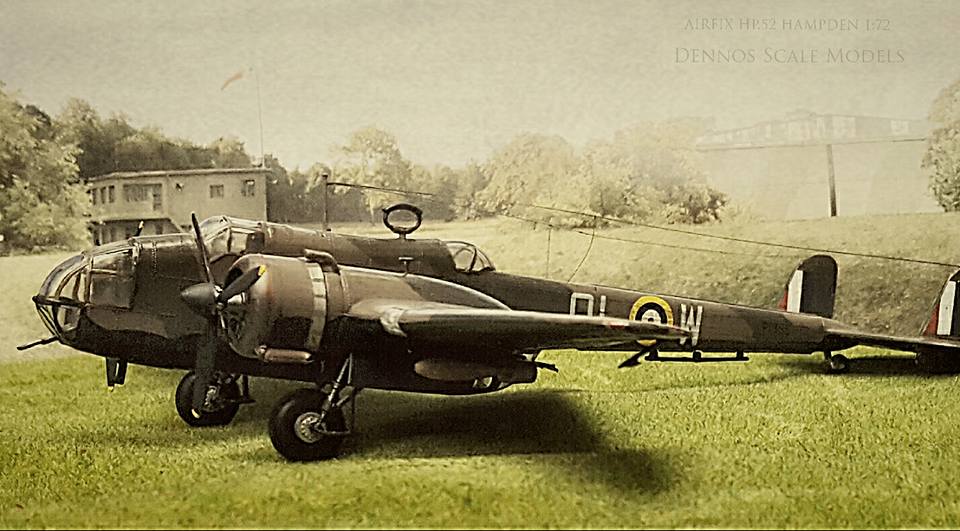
[175,371,250,427]
[824,351,849,374]
[269,357,356,462]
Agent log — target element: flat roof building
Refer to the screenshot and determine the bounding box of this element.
[697,110,931,148]
[87,168,269,243]
[696,112,938,220]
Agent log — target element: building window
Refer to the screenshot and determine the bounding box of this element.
[210,184,224,199]
[832,116,856,139]
[99,187,107,205]
[91,189,98,205]
[124,184,148,202]
[891,120,910,136]
[108,185,115,203]
[123,183,161,204]
[241,179,256,197]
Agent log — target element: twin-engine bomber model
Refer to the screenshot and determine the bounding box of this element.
[20,204,960,461]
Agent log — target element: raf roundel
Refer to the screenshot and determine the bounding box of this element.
[629,295,675,326]
[629,296,675,347]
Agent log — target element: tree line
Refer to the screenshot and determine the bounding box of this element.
[1,81,732,253]
[924,77,960,212]
[269,122,729,229]
[6,73,959,252]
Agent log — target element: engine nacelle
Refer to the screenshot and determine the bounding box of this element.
[222,254,338,362]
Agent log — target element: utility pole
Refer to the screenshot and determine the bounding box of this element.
[825,143,837,217]
[320,171,330,231]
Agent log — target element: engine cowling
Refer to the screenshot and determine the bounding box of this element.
[221,254,338,362]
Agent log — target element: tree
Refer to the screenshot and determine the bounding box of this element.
[0,86,89,249]
[660,181,727,224]
[478,133,579,216]
[264,155,305,223]
[408,164,458,221]
[58,98,254,179]
[575,120,725,225]
[925,77,960,211]
[452,162,490,219]
[336,127,412,222]
[208,136,252,168]
[475,122,726,227]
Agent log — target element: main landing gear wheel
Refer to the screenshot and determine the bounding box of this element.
[175,371,241,427]
[825,352,849,374]
[269,388,347,462]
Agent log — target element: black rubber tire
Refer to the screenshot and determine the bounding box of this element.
[268,388,346,462]
[827,354,850,374]
[175,371,241,427]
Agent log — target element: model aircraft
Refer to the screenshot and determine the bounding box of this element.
[19,203,960,461]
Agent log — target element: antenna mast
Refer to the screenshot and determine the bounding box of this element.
[254,67,265,167]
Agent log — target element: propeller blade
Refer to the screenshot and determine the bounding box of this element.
[218,265,265,303]
[105,358,127,388]
[17,336,57,351]
[134,220,145,237]
[116,360,127,385]
[190,212,213,284]
[192,332,218,414]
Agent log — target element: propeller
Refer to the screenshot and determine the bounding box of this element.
[180,213,265,414]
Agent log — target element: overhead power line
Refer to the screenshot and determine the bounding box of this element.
[327,181,793,260]
[524,203,958,268]
[325,181,958,268]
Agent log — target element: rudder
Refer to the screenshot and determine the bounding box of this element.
[777,255,838,318]
[922,270,960,339]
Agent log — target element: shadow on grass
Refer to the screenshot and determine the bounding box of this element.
[81,370,680,494]
[774,354,959,377]
[256,386,678,494]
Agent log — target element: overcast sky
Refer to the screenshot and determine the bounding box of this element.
[2,0,958,169]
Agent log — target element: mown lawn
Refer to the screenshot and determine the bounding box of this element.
[2,349,960,528]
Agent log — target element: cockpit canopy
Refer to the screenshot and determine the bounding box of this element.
[198,215,260,263]
[445,241,495,273]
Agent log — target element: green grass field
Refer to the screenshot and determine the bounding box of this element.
[3,213,960,528]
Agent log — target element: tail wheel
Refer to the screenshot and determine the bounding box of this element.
[827,353,849,374]
[269,388,347,462]
[175,371,241,427]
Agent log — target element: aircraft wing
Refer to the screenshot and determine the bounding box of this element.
[346,299,689,352]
